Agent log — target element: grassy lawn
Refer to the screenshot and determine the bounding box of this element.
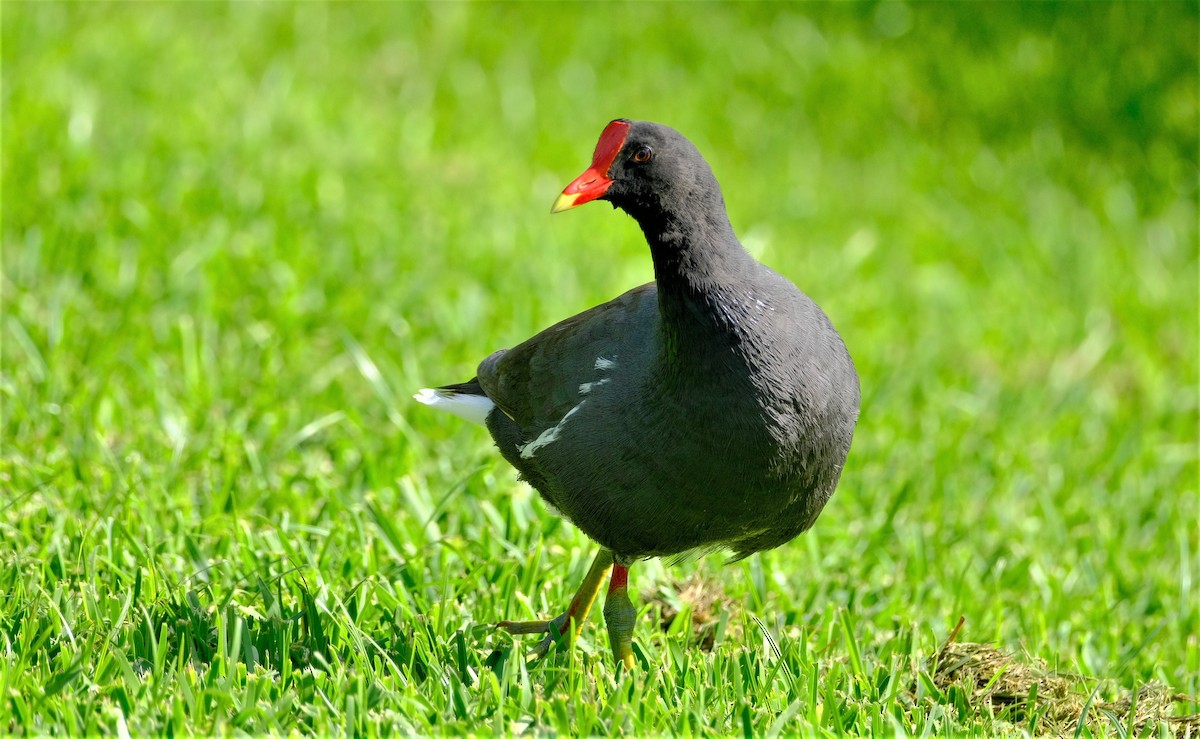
[2,2,1197,735]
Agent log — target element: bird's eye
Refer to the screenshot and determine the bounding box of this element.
[632,146,652,163]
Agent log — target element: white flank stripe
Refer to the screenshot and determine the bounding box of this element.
[578,378,610,395]
[518,403,585,459]
[413,388,494,426]
[594,357,616,370]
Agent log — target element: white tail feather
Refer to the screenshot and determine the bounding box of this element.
[413,388,494,426]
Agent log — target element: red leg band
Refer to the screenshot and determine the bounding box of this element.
[608,564,629,594]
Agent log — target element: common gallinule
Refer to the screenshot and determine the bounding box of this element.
[415,119,860,668]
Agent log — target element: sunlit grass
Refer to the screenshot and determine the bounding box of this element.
[2,2,1197,734]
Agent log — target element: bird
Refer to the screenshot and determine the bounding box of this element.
[414,119,860,669]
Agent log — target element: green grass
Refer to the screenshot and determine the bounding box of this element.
[2,2,1197,735]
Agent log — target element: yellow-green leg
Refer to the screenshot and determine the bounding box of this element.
[603,562,637,670]
[497,549,614,660]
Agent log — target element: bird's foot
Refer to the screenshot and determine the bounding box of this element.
[496,613,571,660]
[496,613,569,635]
[495,549,615,662]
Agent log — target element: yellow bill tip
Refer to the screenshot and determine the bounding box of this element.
[551,192,581,214]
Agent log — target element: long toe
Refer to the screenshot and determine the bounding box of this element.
[496,612,568,636]
[525,632,561,662]
[496,549,615,661]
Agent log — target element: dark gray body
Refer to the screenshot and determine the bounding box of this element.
[479,274,857,559]
[453,121,860,561]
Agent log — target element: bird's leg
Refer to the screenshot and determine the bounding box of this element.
[497,548,614,660]
[602,561,637,669]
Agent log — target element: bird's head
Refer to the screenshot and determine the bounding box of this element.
[552,119,719,220]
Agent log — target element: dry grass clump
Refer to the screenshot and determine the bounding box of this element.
[927,618,1199,737]
[643,574,739,652]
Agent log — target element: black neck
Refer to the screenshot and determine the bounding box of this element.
[626,195,759,361]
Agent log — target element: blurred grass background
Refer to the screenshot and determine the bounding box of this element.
[2,2,1197,735]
